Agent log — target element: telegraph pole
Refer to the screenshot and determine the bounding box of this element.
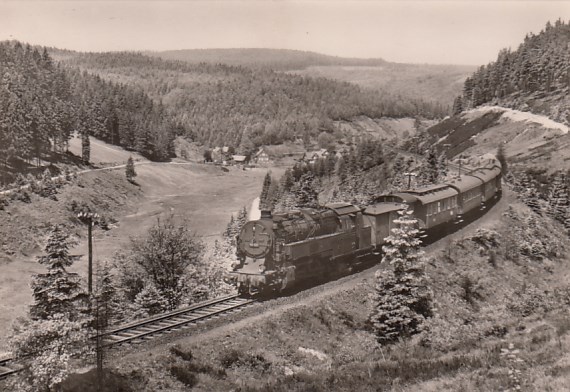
[403,172,417,189]
[77,211,99,294]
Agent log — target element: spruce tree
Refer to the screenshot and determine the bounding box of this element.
[125,155,137,183]
[132,282,169,318]
[546,173,568,222]
[259,171,272,210]
[81,131,90,165]
[370,208,433,344]
[295,172,318,208]
[9,225,91,392]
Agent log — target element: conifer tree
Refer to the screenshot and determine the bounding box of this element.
[39,168,57,199]
[131,281,169,318]
[125,155,137,183]
[452,96,463,115]
[259,171,272,210]
[295,172,318,208]
[9,225,91,392]
[546,173,568,222]
[370,208,433,344]
[81,131,90,165]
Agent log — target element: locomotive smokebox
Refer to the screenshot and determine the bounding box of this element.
[260,210,272,220]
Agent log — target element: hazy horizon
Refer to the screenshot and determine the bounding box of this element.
[1,1,569,66]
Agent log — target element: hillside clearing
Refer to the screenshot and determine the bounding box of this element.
[0,161,277,351]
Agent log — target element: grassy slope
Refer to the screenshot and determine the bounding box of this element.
[107,189,570,391]
[0,138,276,352]
[428,107,570,174]
[67,134,148,165]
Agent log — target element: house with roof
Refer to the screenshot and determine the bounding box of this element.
[232,155,249,167]
[307,148,330,164]
[253,147,272,166]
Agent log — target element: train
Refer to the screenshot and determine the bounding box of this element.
[225,155,502,296]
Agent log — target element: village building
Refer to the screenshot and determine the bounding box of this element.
[253,147,272,166]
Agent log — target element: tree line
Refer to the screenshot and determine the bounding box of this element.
[454,19,570,118]
[62,51,449,154]
[0,41,177,184]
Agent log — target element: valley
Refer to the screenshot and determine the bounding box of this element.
[0,138,282,352]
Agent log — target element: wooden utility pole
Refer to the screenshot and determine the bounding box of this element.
[77,211,99,294]
[403,172,417,189]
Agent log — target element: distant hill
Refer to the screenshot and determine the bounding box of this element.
[58,51,450,153]
[289,63,475,108]
[145,48,387,70]
[147,48,474,107]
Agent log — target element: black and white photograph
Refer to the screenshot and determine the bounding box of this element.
[1,0,570,390]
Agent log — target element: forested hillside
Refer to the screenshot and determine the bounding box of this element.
[146,48,388,71]
[0,41,176,184]
[455,19,570,124]
[61,51,448,152]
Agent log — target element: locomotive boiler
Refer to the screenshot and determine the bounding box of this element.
[226,204,373,295]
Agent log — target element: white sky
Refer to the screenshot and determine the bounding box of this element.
[0,1,568,65]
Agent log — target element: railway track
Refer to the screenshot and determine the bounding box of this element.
[0,357,20,380]
[102,294,256,347]
[0,294,256,380]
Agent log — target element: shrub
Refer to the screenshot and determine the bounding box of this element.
[169,365,197,387]
[10,188,31,203]
[220,349,270,372]
[170,345,193,362]
[0,193,8,210]
[460,275,483,305]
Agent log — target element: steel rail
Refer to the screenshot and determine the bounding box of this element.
[102,295,256,347]
[0,357,20,380]
[0,294,256,381]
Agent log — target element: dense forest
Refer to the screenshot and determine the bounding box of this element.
[0,41,176,183]
[146,48,389,71]
[62,51,449,152]
[455,19,570,122]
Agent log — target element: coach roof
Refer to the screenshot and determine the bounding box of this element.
[446,175,483,193]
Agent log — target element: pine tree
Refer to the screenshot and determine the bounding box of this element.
[259,171,272,210]
[125,155,137,183]
[546,173,568,222]
[452,96,463,115]
[39,168,57,199]
[9,225,91,392]
[369,208,433,344]
[81,131,90,165]
[131,282,169,318]
[295,172,318,208]
[236,206,248,229]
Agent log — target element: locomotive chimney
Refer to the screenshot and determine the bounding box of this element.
[260,210,272,220]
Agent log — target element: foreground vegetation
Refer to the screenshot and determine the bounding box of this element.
[95,190,570,391]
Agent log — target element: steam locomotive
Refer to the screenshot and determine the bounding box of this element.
[225,156,502,295]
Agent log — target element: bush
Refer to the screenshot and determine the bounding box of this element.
[220,349,270,372]
[460,275,483,305]
[170,345,193,362]
[169,365,197,387]
[0,194,8,210]
[10,188,31,203]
